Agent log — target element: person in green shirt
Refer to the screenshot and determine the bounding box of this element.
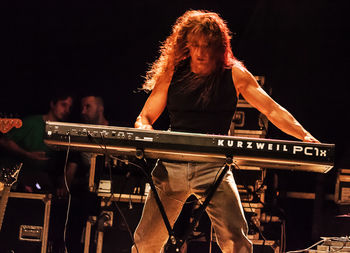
[1,92,74,193]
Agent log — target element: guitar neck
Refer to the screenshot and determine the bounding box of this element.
[0,186,11,231]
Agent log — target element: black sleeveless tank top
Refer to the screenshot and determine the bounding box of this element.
[167,60,238,135]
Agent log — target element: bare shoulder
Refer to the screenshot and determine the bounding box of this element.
[152,67,174,93]
[231,62,254,81]
[231,62,258,93]
[231,61,247,74]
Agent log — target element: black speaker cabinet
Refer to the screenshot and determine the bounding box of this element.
[185,240,279,253]
[101,201,143,253]
[85,199,144,253]
[0,192,51,253]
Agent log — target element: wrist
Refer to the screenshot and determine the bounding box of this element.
[135,116,153,130]
[302,132,319,143]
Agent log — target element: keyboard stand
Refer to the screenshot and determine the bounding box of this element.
[135,149,179,251]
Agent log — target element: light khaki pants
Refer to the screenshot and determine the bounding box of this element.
[131,160,253,253]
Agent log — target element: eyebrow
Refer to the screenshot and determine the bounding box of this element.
[188,41,209,46]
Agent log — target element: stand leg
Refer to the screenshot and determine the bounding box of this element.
[84,216,96,253]
[96,231,104,253]
[136,150,178,250]
[89,155,97,192]
[42,194,51,253]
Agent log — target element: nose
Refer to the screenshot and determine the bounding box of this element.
[61,106,70,116]
[81,107,87,115]
[196,46,206,58]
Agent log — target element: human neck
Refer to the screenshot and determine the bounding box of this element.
[100,117,109,126]
[43,112,56,122]
[96,115,109,126]
[190,60,214,76]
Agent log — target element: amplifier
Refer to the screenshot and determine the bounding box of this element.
[229,103,267,138]
[233,166,266,203]
[100,202,143,253]
[334,169,350,204]
[314,237,350,252]
[232,100,268,132]
[0,192,51,253]
[186,240,279,253]
[84,200,144,253]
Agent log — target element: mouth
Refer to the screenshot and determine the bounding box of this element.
[196,58,208,64]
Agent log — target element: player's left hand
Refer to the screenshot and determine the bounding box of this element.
[303,133,320,143]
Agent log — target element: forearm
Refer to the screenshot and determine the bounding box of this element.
[134,84,169,129]
[267,107,314,141]
[234,67,318,143]
[135,66,173,130]
[0,138,31,159]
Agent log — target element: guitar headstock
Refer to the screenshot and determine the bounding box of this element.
[0,118,22,134]
[0,163,23,187]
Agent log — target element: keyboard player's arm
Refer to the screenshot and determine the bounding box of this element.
[232,64,319,143]
[134,67,174,130]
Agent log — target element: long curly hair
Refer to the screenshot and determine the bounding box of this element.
[142,10,241,91]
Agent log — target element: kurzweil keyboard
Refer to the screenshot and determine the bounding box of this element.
[44,121,335,173]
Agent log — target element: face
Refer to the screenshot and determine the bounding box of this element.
[51,97,73,121]
[187,34,216,75]
[81,96,101,124]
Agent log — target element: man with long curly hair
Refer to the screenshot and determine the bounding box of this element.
[132,10,318,253]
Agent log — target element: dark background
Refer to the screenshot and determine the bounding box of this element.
[1,0,350,250]
[2,0,349,159]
